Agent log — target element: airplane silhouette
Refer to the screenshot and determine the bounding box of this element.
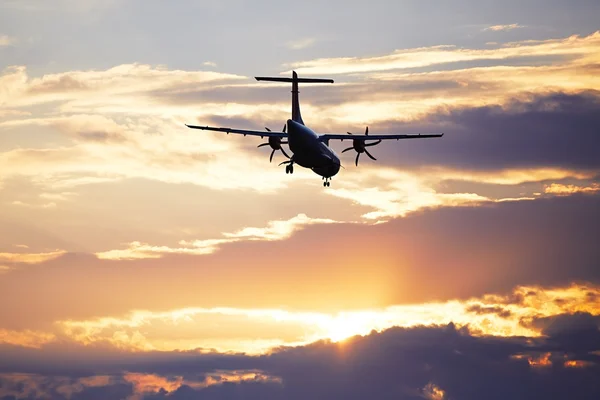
[186,71,443,187]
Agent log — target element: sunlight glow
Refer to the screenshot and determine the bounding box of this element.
[52,284,600,354]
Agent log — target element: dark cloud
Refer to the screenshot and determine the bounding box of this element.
[527,312,600,355]
[466,304,512,318]
[363,90,600,172]
[2,323,599,399]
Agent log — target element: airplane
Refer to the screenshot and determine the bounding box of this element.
[186,71,443,187]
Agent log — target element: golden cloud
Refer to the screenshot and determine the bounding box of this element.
[0,250,66,264]
[0,329,56,349]
[51,283,599,355]
[544,183,600,195]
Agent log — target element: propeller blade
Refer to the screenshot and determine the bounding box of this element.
[257,143,269,148]
[365,139,382,147]
[280,147,290,159]
[282,125,286,133]
[365,126,369,135]
[270,149,276,163]
[355,153,360,166]
[365,149,377,161]
[265,127,271,132]
[342,147,354,153]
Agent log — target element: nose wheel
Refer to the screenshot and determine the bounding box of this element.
[322,177,331,187]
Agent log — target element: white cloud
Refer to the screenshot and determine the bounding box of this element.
[286,38,316,50]
[11,200,57,209]
[0,35,15,47]
[223,213,338,240]
[283,31,600,75]
[95,213,341,260]
[484,23,525,32]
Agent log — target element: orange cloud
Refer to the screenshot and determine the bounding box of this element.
[564,360,595,368]
[544,183,600,195]
[423,382,447,400]
[0,329,56,348]
[124,370,281,397]
[0,250,66,264]
[51,283,599,354]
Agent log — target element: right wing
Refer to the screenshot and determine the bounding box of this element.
[320,133,444,141]
[185,124,287,138]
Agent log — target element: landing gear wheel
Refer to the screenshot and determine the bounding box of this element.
[285,165,290,174]
[289,165,294,174]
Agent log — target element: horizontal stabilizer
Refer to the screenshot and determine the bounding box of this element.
[255,76,334,83]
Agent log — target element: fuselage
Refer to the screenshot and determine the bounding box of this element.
[286,119,340,178]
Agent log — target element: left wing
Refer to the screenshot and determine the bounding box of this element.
[185,124,287,138]
[320,133,443,142]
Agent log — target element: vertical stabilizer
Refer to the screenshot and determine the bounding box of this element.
[255,72,334,126]
[291,71,303,124]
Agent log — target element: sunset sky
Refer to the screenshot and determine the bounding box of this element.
[1,1,600,399]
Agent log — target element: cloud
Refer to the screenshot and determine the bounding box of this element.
[0,193,598,336]
[324,168,490,220]
[360,91,600,172]
[0,35,15,47]
[222,213,339,240]
[544,183,600,195]
[1,320,599,399]
[95,214,340,260]
[202,61,218,67]
[286,38,316,50]
[12,200,57,208]
[0,329,55,348]
[484,23,525,32]
[0,250,66,264]
[7,282,594,355]
[283,31,600,75]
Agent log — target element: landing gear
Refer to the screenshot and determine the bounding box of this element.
[322,176,331,187]
[280,158,294,174]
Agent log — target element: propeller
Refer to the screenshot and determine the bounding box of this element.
[257,124,290,162]
[341,126,382,166]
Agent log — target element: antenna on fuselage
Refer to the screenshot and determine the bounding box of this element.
[255,71,334,126]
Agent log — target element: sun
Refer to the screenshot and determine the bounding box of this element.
[322,313,379,342]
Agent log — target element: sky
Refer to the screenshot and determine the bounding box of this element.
[1,0,600,399]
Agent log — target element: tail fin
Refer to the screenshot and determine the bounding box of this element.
[255,71,333,125]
